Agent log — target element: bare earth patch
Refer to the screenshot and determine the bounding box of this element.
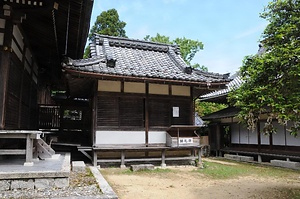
[101,159,300,199]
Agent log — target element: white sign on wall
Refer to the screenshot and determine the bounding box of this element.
[179,138,193,144]
[173,107,179,117]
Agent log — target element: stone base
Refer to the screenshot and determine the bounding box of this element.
[130,164,154,172]
[72,161,86,172]
[271,160,300,169]
[224,154,254,162]
[0,177,69,190]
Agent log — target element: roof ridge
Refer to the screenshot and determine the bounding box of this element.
[93,34,177,51]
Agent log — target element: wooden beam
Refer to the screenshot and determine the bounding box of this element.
[257,122,261,152]
[145,82,149,146]
[0,16,13,129]
[92,80,98,146]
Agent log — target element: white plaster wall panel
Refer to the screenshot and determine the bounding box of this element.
[0,18,5,28]
[171,85,190,96]
[0,33,4,46]
[25,48,32,64]
[149,131,166,144]
[13,25,24,50]
[286,122,300,146]
[98,80,121,92]
[260,122,270,145]
[248,130,258,144]
[96,131,145,145]
[11,40,22,61]
[124,82,145,93]
[32,74,37,84]
[33,62,38,75]
[231,123,240,144]
[149,83,168,95]
[239,124,249,144]
[25,61,31,73]
[272,122,285,145]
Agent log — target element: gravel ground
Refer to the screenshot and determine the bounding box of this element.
[0,169,104,199]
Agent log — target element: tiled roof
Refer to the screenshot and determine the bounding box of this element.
[199,73,243,101]
[202,107,240,120]
[62,34,230,84]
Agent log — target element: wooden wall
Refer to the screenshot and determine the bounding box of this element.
[96,80,193,131]
[0,16,38,129]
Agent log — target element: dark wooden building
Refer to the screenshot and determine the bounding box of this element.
[0,0,93,130]
[200,75,300,163]
[61,34,230,166]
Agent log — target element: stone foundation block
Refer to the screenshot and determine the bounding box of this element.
[130,164,154,172]
[224,154,240,161]
[240,156,254,162]
[35,178,54,189]
[11,179,34,189]
[72,161,86,172]
[0,180,11,191]
[271,160,300,169]
[54,178,69,188]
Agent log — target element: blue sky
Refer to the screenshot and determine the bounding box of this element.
[90,0,270,75]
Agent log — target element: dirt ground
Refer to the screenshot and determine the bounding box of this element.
[101,159,300,199]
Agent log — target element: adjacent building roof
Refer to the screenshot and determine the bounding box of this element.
[62,34,230,85]
[202,107,240,120]
[199,73,243,103]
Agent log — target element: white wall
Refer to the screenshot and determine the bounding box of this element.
[286,122,300,146]
[95,131,166,145]
[260,122,270,145]
[272,122,285,145]
[248,130,258,144]
[231,123,239,144]
[239,124,249,144]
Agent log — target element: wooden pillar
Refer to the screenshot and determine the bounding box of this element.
[120,151,126,169]
[269,133,273,150]
[0,13,13,129]
[92,80,98,146]
[197,147,203,168]
[216,123,221,156]
[145,82,149,146]
[257,122,261,152]
[161,149,166,168]
[24,133,34,166]
[190,86,194,125]
[93,151,97,167]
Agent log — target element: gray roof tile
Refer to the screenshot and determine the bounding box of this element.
[63,34,230,83]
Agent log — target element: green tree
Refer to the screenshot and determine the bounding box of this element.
[195,100,227,117]
[144,33,205,70]
[84,9,127,58]
[229,0,300,136]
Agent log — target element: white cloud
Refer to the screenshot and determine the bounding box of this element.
[234,22,267,40]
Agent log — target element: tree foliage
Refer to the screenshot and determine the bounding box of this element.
[195,100,227,117]
[144,33,207,71]
[84,9,127,58]
[229,0,300,136]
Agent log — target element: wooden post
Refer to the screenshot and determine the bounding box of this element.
[161,149,166,168]
[177,127,180,147]
[145,82,149,146]
[120,151,126,169]
[216,123,221,156]
[24,133,34,166]
[92,80,98,146]
[93,151,97,167]
[269,133,273,150]
[257,122,261,152]
[0,14,13,129]
[197,147,203,168]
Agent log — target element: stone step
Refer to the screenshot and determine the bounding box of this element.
[130,164,155,172]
